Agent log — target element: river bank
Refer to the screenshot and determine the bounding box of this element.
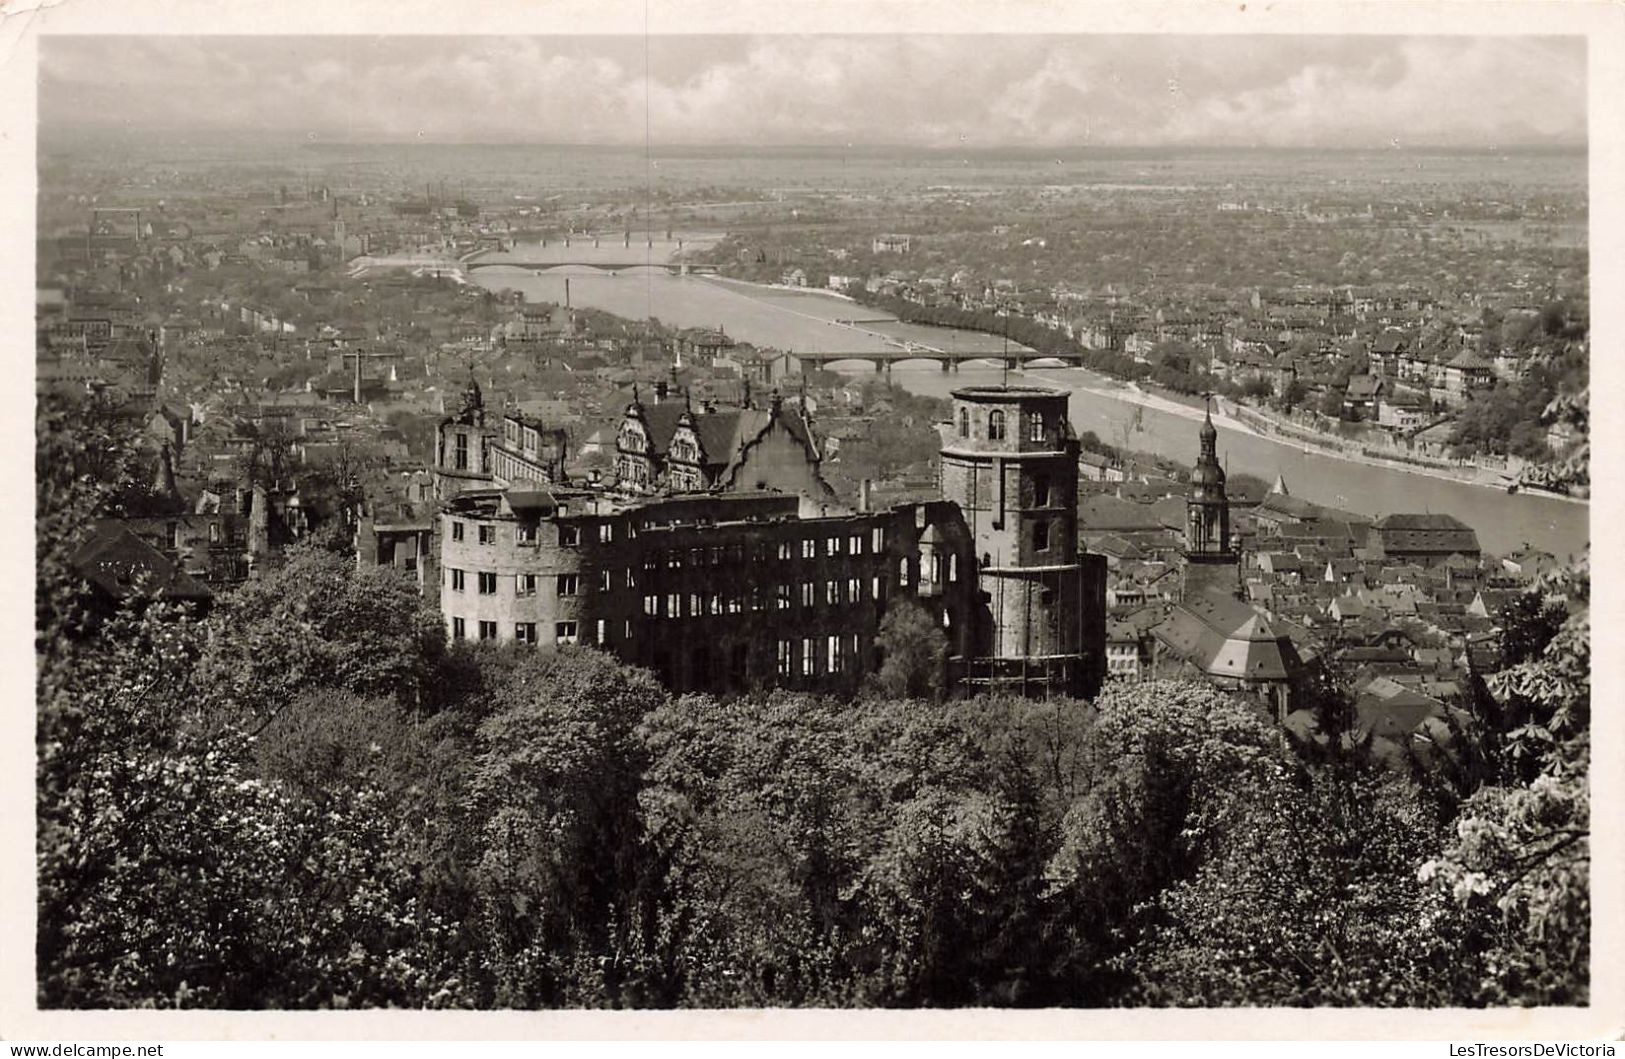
[1048,370,1590,503]
[465,263,1589,557]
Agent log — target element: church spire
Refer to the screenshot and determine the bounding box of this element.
[1182,398,1237,599]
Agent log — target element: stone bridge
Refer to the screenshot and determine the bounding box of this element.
[791,348,1087,374]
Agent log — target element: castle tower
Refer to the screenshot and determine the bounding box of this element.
[1181,401,1241,601]
[938,386,1105,698]
[432,375,496,500]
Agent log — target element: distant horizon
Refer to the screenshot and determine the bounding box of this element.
[39,35,1587,152]
[40,127,1591,155]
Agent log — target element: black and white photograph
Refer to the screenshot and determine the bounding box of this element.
[9,0,1617,1042]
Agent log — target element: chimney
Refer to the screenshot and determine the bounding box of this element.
[248,483,270,560]
[564,277,571,309]
[154,443,178,498]
[859,478,872,514]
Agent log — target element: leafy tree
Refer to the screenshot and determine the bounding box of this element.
[1124,764,1464,1006]
[459,647,669,1007]
[196,542,445,725]
[38,602,461,1008]
[1042,680,1281,1002]
[868,598,949,700]
[1420,566,1589,1005]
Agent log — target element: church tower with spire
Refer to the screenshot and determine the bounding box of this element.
[1180,400,1241,601]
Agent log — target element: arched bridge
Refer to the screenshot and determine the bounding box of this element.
[465,260,718,277]
[792,348,1087,374]
[462,239,717,276]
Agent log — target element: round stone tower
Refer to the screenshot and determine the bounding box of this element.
[938,385,1103,697]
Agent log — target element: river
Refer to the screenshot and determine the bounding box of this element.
[470,265,1589,559]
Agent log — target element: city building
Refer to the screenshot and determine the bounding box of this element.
[433,383,1108,701]
[1177,404,1242,602]
[438,487,982,696]
[433,378,498,499]
[1151,406,1305,716]
[1371,513,1482,565]
[613,388,839,514]
[938,385,1106,698]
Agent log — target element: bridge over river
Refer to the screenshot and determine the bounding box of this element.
[793,347,1088,373]
[463,235,720,276]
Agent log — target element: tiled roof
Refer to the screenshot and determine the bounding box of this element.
[1153,592,1303,682]
[72,522,213,604]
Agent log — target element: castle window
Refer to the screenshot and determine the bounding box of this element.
[515,622,537,646]
[1028,412,1046,442]
[452,617,465,640]
[778,541,793,561]
[958,408,969,437]
[873,527,885,552]
[557,574,578,597]
[826,580,840,605]
[802,539,817,559]
[777,639,794,678]
[988,410,1006,441]
[802,581,816,607]
[849,576,863,601]
[516,574,536,596]
[450,568,466,593]
[1032,473,1051,507]
[777,584,792,610]
[559,524,579,547]
[600,569,612,592]
[455,433,469,470]
[948,554,958,582]
[849,534,864,555]
[478,524,496,545]
[555,621,579,645]
[666,592,681,616]
[451,521,464,542]
[801,637,817,676]
[515,524,537,546]
[1034,520,1051,552]
[478,572,498,595]
[596,619,607,644]
[599,524,614,544]
[478,620,497,641]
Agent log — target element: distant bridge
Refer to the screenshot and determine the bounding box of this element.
[792,348,1086,373]
[465,259,719,277]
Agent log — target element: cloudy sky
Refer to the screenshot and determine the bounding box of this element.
[39,35,1586,149]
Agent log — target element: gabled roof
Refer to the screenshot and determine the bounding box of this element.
[72,522,213,604]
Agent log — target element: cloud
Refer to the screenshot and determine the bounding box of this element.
[38,34,1587,148]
